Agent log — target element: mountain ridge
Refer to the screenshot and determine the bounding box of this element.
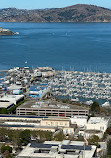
[0,4,111,22]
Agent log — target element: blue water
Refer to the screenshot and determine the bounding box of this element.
[0,22,111,72]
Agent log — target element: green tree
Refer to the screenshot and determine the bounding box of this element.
[1,145,12,153]
[6,153,13,158]
[90,102,100,112]
[19,130,31,146]
[53,131,66,141]
[0,108,8,114]
[11,130,21,147]
[88,135,99,147]
[0,128,8,142]
[36,131,53,141]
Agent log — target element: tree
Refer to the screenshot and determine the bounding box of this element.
[11,130,21,147]
[90,102,100,112]
[6,153,13,158]
[0,128,8,142]
[106,127,111,135]
[107,139,111,157]
[0,108,8,114]
[88,135,99,147]
[102,132,107,140]
[53,131,66,141]
[2,150,12,158]
[19,130,31,146]
[1,145,12,153]
[35,131,53,141]
[41,131,52,141]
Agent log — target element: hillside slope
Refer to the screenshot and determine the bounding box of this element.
[0,4,111,22]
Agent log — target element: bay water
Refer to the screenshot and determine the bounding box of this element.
[0,22,111,72]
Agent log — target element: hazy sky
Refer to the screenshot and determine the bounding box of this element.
[0,0,110,9]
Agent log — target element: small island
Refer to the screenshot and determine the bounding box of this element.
[0,27,14,35]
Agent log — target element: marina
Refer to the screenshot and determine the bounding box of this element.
[48,71,111,106]
[0,67,111,107]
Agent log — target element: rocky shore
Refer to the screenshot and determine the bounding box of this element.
[0,27,14,35]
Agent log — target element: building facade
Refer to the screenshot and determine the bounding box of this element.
[16,107,89,117]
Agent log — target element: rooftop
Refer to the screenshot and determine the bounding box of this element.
[17,140,97,158]
[17,99,89,111]
[8,84,22,90]
[0,94,24,105]
[88,117,110,124]
[0,101,13,109]
[85,129,102,134]
[0,114,48,119]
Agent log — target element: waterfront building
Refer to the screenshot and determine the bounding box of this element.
[8,84,23,95]
[29,85,50,99]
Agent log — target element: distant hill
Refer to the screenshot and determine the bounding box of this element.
[0,4,111,22]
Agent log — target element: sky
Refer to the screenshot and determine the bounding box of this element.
[0,0,110,10]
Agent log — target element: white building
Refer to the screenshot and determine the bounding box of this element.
[0,94,24,105]
[86,117,110,133]
[79,129,104,139]
[0,101,14,109]
[70,116,88,127]
[16,140,97,158]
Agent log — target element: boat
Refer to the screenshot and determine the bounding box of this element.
[15,32,19,35]
[71,98,79,102]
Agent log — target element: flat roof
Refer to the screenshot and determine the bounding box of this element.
[0,101,13,108]
[88,117,109,124]
[8,84,22,90]
[30,143,58,148]
[85,130,102,134]
[42,117,70,121]
[17,141,96,158]
[17,99,89,111]
[0,114,48,119]
[0,124,56,129]
[0,95,24,104]
[61,144,91,150]
[71,116,88,119]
